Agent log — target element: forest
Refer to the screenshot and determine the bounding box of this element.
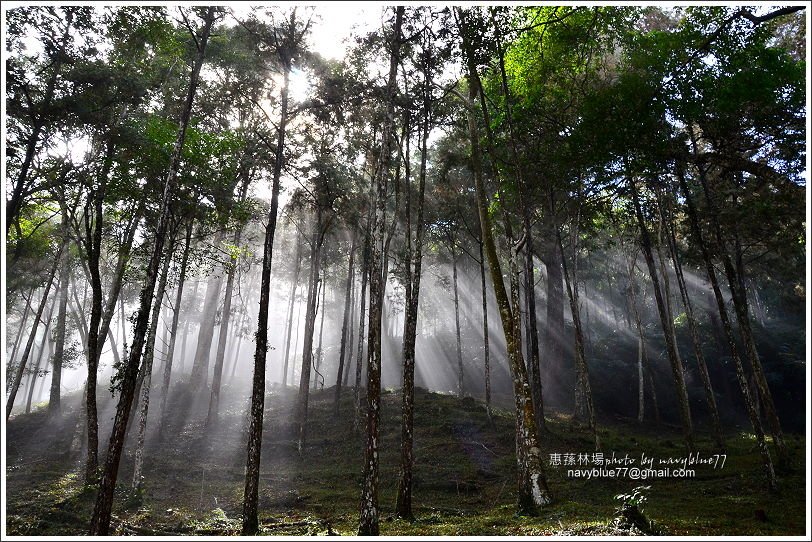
[3,3,809,538]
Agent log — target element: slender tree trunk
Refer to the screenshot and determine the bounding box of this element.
[458,8,551,514]
[132,234,175,490]
[523,242,544,433]
[297,220,324,452]
[190,231,226,391]
[26,301,57,413]
[334,234,357,414]
[353,234,370,432]
[396,79,430,518]
[313,276,327,390]
[676,165,776,490]
[282,235,303,387]
[49,206,71,414]
[695,164,787,464]
[179,280,198,375]
[491,9,547,434]
[359,8,403,535]
[242,9,295,534]
[659,188,725,451]
[628,173,695,453]
[344,274,357,388]
[451,243,464,397]
[10,286,35,372]
[479,240,492,420]
[208,200,248,426]
[556,220,598,450]
[89,11,216,533]
[542,204,565,405]
[82,137,117,485]
[227,309,247,384]
[158,220,193,440]
[6,242,64,419]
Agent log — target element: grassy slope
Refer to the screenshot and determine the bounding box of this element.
[5,384,807,536]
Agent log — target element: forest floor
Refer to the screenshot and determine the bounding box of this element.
[5,383,807,536]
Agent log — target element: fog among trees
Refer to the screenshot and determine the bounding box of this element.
[4,3,808,537]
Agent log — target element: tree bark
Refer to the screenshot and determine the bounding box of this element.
[333,233,357,415]
[132,233,175,490]
[26,300,57,413]
[659,187,725,451]
[88,10,216,534]
[9,286,36,375]
[451,243,464,397]
[353,231,371,432]
[49,206,71,414]
[556,217,598,449]
[628,173,695,453]
[358,8,403,536]
[396,72,430,517]
[297,214,324,452]
[242,8,297,534]
[282,233,303,387]
[158,220,193,440]
[492,17,545,434]
[189,230,226,391]
[676,164,776,490]
[457,7,552,514]
[479,239,492,420]
[6,242,63,419]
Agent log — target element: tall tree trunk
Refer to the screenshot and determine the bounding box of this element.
[208,174,249,426]
[82,137,116,485]
[491,9,546,434]
[693,160,787,464]
[158,220,193,440]
[451,243,464,397]
[241,9,296,534]
[132,234,175,490]
[479,239,492,420]
[457,7,552,514]
[26,300,57,413]
[556,220,599,450]
[6,241,64,419]
[627,251,659,425]
[282,234,303,387]
[189,230,226,392]
[313,276,327,390]
[178,279,198,375]
[676,165,776,490]
[358,8,403,536]
[523,242,544,433]
[628,173,695,453]
[396,75,430,518]
[541,203,565,405]
[334,233,357,415]
[49,206,71,414]
[10,286,36,377]
[88,10,216,533]
[343,273,357,388]
[659,188,725,451]
[297,218,324,452]
[353,233,371,432]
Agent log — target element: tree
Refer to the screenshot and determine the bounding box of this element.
[358,7,404,536]
[456,6,552,516]
[89,7,220,534]
[240,7,313,535]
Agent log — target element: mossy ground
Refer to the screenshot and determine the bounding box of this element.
[5,384,807,536]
